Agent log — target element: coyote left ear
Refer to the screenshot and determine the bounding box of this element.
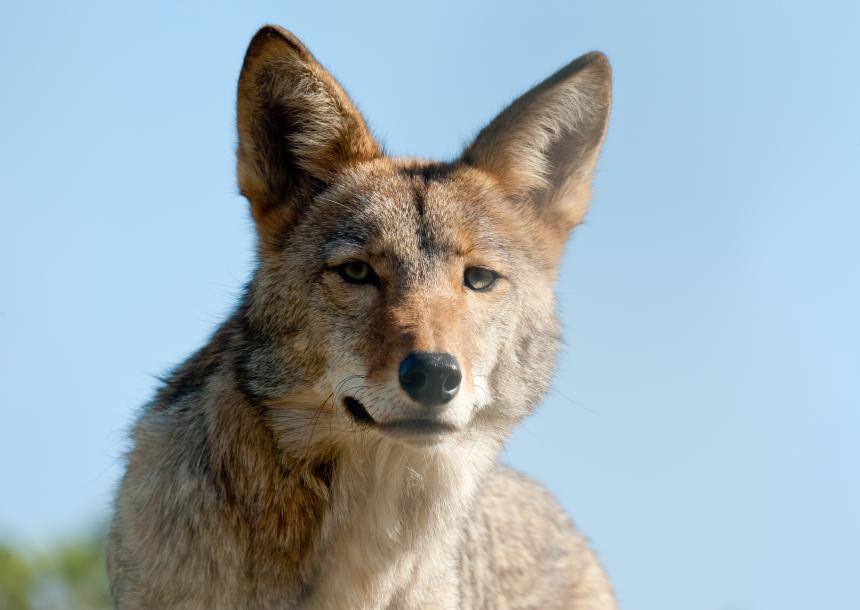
[236,26,381,240]
[462,52,611,235]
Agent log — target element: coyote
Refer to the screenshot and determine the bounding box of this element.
[107,24,615,610]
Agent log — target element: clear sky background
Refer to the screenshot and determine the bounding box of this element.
[1,2,858,609]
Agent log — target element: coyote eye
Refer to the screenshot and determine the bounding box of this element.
[336,261,377,285]
[464,267,498,292]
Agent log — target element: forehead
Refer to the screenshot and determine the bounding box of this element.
[314,160,511,262]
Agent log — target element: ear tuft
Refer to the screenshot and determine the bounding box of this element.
[462,51,611,233]
[236,25,381,231]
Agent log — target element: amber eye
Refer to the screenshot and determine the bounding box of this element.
[464,267,498,292]
[336,261,377,285]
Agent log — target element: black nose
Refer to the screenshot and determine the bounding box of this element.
[398,352,462,407]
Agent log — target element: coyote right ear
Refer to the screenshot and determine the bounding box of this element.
[236,26,381,240]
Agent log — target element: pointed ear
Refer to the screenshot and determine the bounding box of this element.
[462,52,611,235]
[236,26,381,239]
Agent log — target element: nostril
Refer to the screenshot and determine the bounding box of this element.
[403,370,427,391]
[442,371,461,393]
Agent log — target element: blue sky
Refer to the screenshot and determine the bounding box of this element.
[1,1,858,609]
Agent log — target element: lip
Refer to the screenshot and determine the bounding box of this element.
[343,396,457,440]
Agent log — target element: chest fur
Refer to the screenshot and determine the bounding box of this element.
[300,440,497,610]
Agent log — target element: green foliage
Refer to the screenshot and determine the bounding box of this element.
[0,530,110,610]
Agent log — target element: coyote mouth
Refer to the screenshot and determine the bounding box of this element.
[343,396,376,426]
[342,396,457,437]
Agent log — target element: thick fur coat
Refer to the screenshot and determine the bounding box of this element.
[107,25,616,610]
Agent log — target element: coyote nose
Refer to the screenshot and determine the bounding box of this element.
[398,352,462,407]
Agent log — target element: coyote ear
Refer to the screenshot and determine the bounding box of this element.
[236,26,381,237]
[462,52,611,234]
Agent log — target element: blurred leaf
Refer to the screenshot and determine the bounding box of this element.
[0,543,35,610]
[0,529,110,610]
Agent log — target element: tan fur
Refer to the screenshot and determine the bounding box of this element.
[108,24,615,609]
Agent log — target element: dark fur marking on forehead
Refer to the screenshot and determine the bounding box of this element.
[397,162,460,183]
[412,184,436,256]
[412,183,426,218]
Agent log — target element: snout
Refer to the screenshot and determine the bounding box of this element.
[398,352,461,408]
[340,351,469,444]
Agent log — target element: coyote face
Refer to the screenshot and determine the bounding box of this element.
[244,159,559,448]
[235,28,610,454]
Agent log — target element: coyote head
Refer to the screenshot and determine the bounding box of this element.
[233,26,611,452]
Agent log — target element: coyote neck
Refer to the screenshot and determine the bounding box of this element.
[301,438,498,609]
